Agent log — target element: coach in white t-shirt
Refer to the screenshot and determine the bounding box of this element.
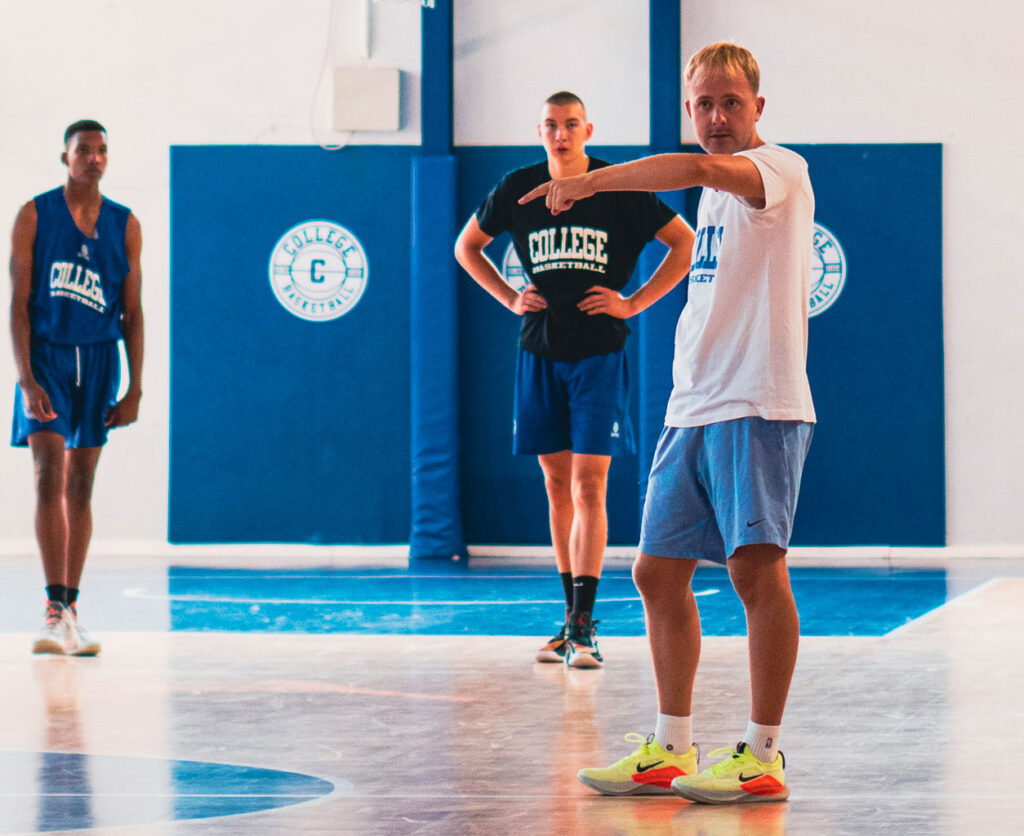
[521,42,815,804]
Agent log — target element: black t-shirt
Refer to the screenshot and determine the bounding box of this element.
[476,157,677,361]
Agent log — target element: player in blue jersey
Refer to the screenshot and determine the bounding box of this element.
[9,119,144,656]
[455,92,694,668]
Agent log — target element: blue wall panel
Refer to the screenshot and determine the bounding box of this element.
[410,155,465,559]
[170,146,415,543]
[794,143,944,545]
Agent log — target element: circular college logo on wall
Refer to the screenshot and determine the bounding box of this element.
[809,222,847,317]
[268,220,368,322]
[501,243,528,292]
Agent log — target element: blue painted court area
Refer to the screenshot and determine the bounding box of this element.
[0,752,338,833]
[156,564,955,637]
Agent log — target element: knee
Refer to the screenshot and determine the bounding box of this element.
[33,463,64,504]
[571,474,606,511]
[634,558,698,621]
[728,548,791,608]
[543,470,571,505]
[633,557,670,603]
[64,471,96,510]
[632,559,656,598]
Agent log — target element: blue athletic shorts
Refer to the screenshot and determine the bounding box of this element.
[11,340,121,449]
[639,417,813,564]
[513,348,635,456]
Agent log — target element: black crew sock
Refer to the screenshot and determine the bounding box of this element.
[571,575,600,621]
[46,584,68,605]
[559,572,574,622]
[66,587,80,606]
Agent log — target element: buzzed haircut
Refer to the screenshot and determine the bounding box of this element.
[544,91,586,117]
[685,42,760,95]
[64,119,107,145]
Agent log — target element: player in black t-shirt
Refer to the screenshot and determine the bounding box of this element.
[455,92,694,668]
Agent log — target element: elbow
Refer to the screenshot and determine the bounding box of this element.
[122,308,144,334]
[453,237,474,270]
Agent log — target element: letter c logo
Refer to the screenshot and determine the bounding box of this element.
[310,258,326,283]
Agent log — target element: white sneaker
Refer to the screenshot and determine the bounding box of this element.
[32,601,70,655]
[65,604,101,656]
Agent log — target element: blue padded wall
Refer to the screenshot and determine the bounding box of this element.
[410,155,465,559]
[794,143,944,545]
[170,146,416,543]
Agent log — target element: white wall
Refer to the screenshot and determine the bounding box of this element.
[453,0,650,145]
[0,0,422,553]
[675,0,1024,547]
[0,0,1021,553]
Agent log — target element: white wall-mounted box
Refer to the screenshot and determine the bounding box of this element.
[333,67,402,131]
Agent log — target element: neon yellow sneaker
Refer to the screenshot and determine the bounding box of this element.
[578,733,698,795]
[670,742,789,804]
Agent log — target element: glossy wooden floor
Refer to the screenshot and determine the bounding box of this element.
[1,556,1022,835]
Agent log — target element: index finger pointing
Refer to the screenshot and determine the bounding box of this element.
[518,182,551,205]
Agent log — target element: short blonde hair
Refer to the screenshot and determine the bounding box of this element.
[684,42,760,95]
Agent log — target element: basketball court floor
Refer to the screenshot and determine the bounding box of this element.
[1,553,1021,834]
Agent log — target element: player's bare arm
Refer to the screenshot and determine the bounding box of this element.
[578,216,695,319]
[454,215,547,315]
[9,201,56,422]
[520,153,766,215]
[105,213,144,428]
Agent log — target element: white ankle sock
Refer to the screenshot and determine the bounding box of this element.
[655,713,692,754]
[743,721,781,763]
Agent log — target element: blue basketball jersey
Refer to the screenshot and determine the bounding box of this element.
[30,186,131,345]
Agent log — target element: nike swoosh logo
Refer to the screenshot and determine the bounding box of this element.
[746,519,766,527]
[635,760,665,773]
[738,772,764,782]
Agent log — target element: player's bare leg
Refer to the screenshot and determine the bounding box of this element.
[64,447,102,591]
[539,450,574,576]
[29,431,71,653]
[567,453,610,580]
[561,452,611,667]
[535,451,576,661]
[60,446,103,656]
[669,545,797,804]
[538,451,611,667]
[728,544,799,726]
[28,431,69,587]
[634,553,701,715]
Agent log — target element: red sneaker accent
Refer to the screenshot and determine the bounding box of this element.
[742,774,787,796]
[632,765,688,788]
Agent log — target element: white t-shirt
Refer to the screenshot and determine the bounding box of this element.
[664,143,817,428]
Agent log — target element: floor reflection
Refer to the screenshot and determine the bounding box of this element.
[34,658,93,832]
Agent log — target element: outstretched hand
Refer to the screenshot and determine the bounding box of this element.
[519,174,595,215]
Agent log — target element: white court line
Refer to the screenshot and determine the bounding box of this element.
[1,792,328,798]
[884,576,1000,637]
[160,573,643,580]
[122,587,720,606]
